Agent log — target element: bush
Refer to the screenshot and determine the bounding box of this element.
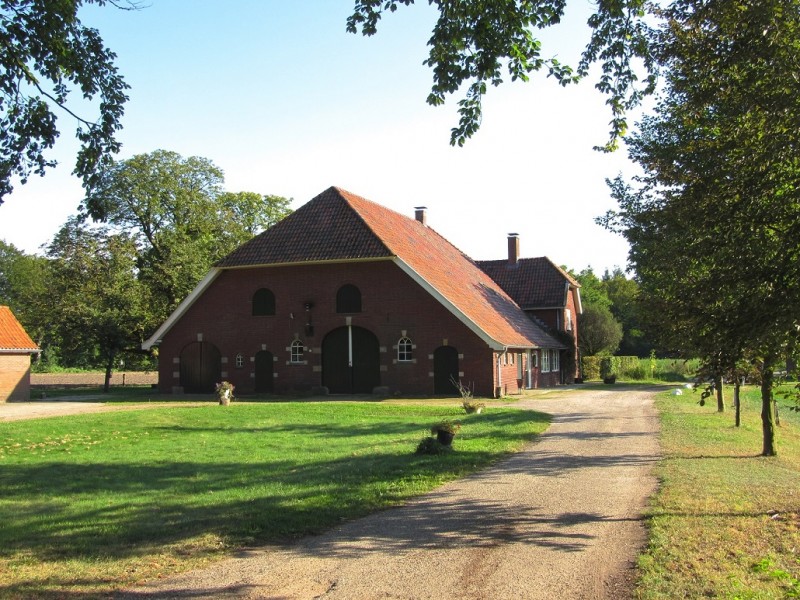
[415,436,451,455]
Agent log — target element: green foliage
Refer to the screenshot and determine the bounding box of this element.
[0,401,549,595]
[43,218,150,388]
[581,356,698,382]
[0,0,132,207]
[84,149,292,311]
[601,0,800,455]
[578,303,623,356]
[347,0,656,148]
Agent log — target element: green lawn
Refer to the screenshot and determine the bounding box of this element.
[638,386,800,599]
[0,400,549,598]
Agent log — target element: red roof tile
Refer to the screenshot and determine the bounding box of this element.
[0,306,38,352]
[217,187,563,350]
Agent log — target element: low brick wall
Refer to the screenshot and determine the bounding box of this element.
[31,372,158,388]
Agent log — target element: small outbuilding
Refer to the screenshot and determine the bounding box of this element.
[0,306,40,402]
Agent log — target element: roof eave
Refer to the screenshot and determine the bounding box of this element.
[142,269,222,350]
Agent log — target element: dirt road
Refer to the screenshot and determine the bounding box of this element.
[119,387,661,599]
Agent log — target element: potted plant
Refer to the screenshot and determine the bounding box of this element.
[430,419,461,446]
[462,400,486,414]
[215,381,235,405]
[600,357,618,384]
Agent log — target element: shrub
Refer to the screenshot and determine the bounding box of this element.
[415,436,451,455]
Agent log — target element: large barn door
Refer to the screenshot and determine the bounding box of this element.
[180,341,221,393]
[433,345,459,394]
[322,326,380,393]
[254,350,274,393]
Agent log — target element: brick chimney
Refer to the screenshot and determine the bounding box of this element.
[508,233,520,264]
[414,206,427,225]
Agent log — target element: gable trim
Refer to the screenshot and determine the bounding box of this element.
[392,258,509,351]
[219,256,394,270]
[142,269,221,350]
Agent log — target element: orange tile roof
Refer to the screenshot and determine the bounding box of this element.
[217,187,563,350]
[0,306,39,352]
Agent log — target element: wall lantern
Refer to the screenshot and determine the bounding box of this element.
[304,301,314,337]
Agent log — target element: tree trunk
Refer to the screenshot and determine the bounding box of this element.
[760,365,777,456]
[734,379,741,427]
[715,376,725,412]
[103,352,116,394]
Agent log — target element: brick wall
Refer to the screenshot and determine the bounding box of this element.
[158,260,499,397]
[0,354,32,402]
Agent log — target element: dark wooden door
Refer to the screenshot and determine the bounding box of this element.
[180,341,221,393]
[433,345,459,394]
[254,350,274,393]
[322,326,380,393]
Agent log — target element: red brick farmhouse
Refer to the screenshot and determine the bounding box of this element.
[0,306,40,402]
[143,187,581,397]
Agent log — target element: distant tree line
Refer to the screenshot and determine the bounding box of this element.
[0,150,291,390]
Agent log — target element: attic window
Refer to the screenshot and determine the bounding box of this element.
[252,288,276,316]
[336,284,361,313]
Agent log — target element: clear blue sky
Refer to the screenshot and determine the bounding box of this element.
[0,0,640,274]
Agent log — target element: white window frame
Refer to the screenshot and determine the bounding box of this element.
[397,337,413,362]
[235,353,244,368]
[290,340,304,364]
[552,349,560,372]
[542,349,551,373]
[565,309,573,331]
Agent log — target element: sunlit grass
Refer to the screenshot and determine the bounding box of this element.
[637,386,800,599]
[0,400,548,598]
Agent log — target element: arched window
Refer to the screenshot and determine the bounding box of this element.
[336,284,361,313]
[252,288,275,316]
[290,340,304,363]
[397,337,413,362]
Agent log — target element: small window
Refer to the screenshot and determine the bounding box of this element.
[397,337,413,362]
[252,288,276,316]
[565,309,573,331]
[552,349,560,372]
[510,353,515,365]
[542,350,551,373]
[235,354,244,368]
[532,351,539,369]
[290,340,304,363]
[336,284,362,313]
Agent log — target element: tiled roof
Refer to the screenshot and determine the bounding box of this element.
[0,306,39,352]
[216,187,563,349]
[477,257,579,309]
[216,188,390,267]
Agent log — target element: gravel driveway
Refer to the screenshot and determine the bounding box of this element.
[119,387,661,600]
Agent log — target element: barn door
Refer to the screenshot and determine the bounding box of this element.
[322,326,380,393]
[254,350,274,393]
[433,345,459,394]
[180,341,221,393]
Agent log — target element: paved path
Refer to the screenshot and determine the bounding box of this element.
[119,387,661,600]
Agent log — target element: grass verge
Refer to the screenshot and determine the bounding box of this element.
[638,385,800,599]
[0,400,548,598]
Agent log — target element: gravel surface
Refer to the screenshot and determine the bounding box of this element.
[118,387,661,600]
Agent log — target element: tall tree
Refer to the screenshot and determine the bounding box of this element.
[578,303,623,357]
[0,239,49,347]
[84,149,292,314]
[602,0,800,456]
[0,0,133,210]
[45,218,150,390]
[348,0,657,148]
